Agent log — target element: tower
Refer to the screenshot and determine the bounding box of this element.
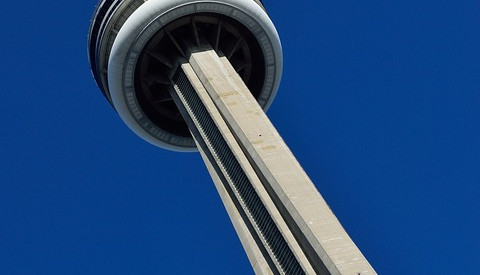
[88,0,376,274]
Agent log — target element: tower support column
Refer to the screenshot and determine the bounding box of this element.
[170,48,376,275]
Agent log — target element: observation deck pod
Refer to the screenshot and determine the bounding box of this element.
[88,0,283,151]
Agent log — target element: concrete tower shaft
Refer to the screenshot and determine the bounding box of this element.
[88,1,378,274]
[88,0,282,150]
[169,49,376,275]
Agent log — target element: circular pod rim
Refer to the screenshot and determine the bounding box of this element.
[91,0,283,151]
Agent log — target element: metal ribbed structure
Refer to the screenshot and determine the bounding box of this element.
[171,67,305,275]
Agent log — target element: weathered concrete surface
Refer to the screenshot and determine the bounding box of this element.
[186,49,376,275]
[175,63,315,274]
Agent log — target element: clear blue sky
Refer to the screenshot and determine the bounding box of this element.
[1,0,479,274]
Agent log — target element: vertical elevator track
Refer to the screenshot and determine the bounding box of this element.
[171,66,305,275]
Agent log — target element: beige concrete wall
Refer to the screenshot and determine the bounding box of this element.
[184,49,377,275]
[174,62,315,274]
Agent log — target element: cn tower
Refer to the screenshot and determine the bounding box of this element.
[88,0,376,274]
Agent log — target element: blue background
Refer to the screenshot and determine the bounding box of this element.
[1,0,479,274]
